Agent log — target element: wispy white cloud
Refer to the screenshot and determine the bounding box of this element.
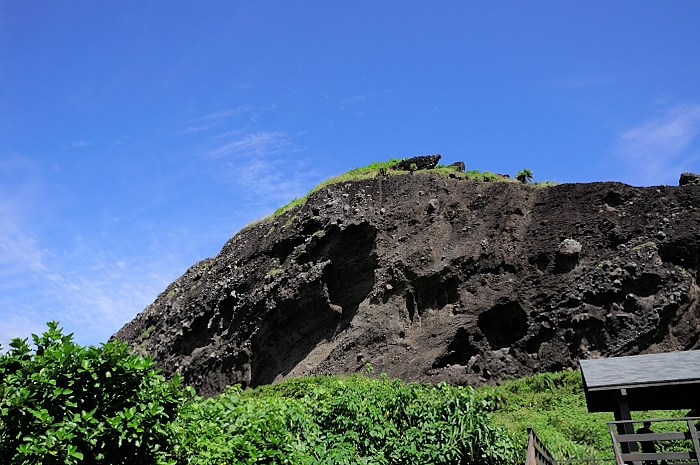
[207,131,298,159]
[0,210,46,279]
[0,160,47,281]
[0,157,188,348]
[205,130,324,212]
[0,241,186,348]
[47,265,172,339]
[185,107,251,124]
[339,94,371,110]
[179,107,251,134]
[615,103,700,185]
[225,156,317,207]
[0,229,46,279]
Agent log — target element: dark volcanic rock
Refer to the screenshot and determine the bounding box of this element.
[450,162,466,173]
[391,154,441,171]
[680,172,700,186]
[113,174,700,397]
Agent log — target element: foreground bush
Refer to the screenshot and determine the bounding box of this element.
[174,375,516,465]
[0,323,517,464]
[0,322,187,465]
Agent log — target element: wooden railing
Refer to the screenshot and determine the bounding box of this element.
[608,417,700,465]
[526,426,559,465]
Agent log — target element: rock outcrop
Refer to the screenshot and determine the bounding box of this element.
[113,173,700,397]
[680,172,700,187]
[391,154,442,171]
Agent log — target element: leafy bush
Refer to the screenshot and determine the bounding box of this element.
[515,169,533,184]
[0,322,188,465]
[175,375,517,465]
[173,385,318,464]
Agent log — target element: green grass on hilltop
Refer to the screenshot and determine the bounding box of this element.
[269,158,554,220]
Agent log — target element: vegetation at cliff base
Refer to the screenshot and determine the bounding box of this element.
[484,370,687,461]
[1,323,515,465]
[174,375,516,465]
[8,323,679,464]
[482,370,613,460]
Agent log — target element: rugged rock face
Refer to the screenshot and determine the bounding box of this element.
[113,173,700,397]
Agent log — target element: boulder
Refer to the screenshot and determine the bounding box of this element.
[391,154,441,171]
[450,161,465,173]
[679,172,700,186]
[558,238,582,255]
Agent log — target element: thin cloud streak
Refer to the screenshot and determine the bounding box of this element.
[184,107,251,124]
[205,129,324,213]
[615,104,700,185]
[339,93,380,110]
[208,131,297,159]
[0,180,47,279]
[225,157,318,208]
[0,216,46,277]
[179,107,251,134]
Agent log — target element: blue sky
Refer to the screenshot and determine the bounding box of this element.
[2,2,700,348]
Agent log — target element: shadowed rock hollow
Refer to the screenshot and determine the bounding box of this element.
[113,172,700,397]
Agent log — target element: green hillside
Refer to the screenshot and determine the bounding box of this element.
[484,370,686,461]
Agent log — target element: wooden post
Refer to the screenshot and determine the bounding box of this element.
[612,389,639,464]
[609,422,627,465]
[687,419,700,465]
[526,427,537,465]
[526,426,559,465]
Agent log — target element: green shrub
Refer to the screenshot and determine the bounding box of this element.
[0,322,188,465]
[175,375,517,465]
[173,385,319,464]
[515,169,533,184]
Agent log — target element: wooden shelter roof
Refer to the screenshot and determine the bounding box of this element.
[580,351,700,413]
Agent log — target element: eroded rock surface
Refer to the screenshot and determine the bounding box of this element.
[113,174,700,397]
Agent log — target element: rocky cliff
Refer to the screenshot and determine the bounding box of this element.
[113,172,700,397]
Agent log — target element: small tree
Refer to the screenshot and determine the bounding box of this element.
[0,322,188,465]
[516,168,533,184]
